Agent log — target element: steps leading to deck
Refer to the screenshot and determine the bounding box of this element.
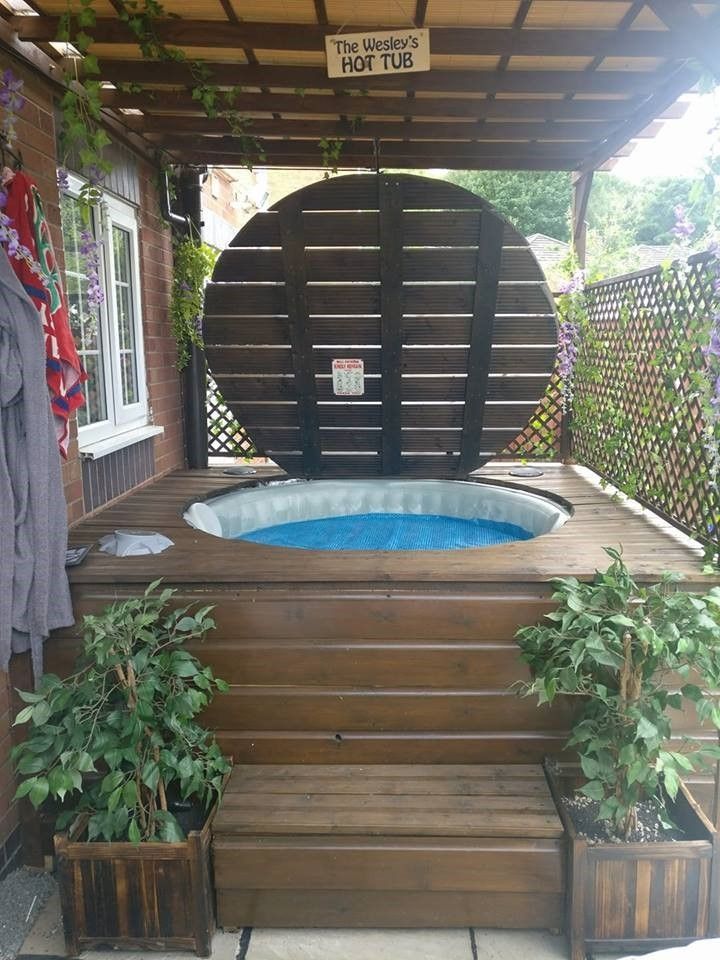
[212,763,565,929]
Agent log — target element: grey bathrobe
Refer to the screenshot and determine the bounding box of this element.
[0,250,73,680]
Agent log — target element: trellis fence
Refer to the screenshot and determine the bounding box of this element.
[573,252,720,554]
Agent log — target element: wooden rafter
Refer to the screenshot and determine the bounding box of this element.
[92,62,667,96]
[10,17,704,60]
[647,1,720,77]
[135,117,624,143]
[101,88,652,122]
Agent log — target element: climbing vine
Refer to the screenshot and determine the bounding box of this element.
[557,85,720,565]
[170,235,217,370]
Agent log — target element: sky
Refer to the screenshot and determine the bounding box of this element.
[614,91,719,181]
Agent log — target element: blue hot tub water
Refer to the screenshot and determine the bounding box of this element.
[236,512,533,551]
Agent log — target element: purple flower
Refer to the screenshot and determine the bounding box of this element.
[86,164,105,187]
[79,227,105,312]
[0,68,25,147]
[559,270,585,296]
[672,204,695,242]
[56,168,70,194]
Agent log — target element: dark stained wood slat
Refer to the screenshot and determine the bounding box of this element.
[459,210,505,476]
[379,174,403,475]
[205,315,556,347]
[226,211,524,248]
[204,282,552,316]
[277,198,321,475]
[212,247,545,283]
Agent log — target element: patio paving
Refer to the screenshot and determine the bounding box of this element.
[17,889,639,960]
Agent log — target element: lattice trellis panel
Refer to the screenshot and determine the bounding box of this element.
[573,254,720,550]
[207,375,257,458]
[498,372,564,460]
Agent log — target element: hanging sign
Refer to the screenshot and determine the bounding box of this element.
[332,358,365,396]
[325,28,430,79]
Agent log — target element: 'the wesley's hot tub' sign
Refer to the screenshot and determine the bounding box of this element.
[325,28,430,78]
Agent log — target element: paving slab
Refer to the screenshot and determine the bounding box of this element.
[244,928,473,960]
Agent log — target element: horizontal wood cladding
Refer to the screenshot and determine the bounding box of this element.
[214,375,552,403]
[204,315,557,347]
[204,281,552,317]
[48,588,564,764]
[206,346,557,377]
[201,688,570,734]
[212,247,545,283]
[213,732,569,765]
[214,837,563,887]
[216,889,563,929]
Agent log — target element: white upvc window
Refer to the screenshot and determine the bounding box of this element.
[61,174,149,448]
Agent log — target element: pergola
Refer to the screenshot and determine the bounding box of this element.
[1,0,719,259]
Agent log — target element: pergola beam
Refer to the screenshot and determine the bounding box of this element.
[577,61,700,174]
[93,61,666,96]
[102,88,652,122]
[152,136,590,161]
[8,17,698,60]
[646,1,720,77]
[572,171,594,267]
[133,116,624,142]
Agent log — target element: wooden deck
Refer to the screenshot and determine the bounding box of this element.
[212,763,565,929]
[48,461,712,769]
[48,462,716,930]
[65,462,707,586]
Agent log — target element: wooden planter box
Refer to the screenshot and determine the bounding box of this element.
[545,761,720,960]
[54,801,219,958]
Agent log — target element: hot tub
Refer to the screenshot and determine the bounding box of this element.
[183,478,571,551]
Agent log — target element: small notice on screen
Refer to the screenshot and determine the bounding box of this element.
[332,358,364,396]
[325,29,430,79]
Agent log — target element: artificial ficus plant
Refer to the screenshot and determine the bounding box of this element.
[516,548,720,840]
[12,581,230,843]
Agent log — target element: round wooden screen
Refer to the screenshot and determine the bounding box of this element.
[204,173,557,478]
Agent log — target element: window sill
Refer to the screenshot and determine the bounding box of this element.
[79,424,165,460]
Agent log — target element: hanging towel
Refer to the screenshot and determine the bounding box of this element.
[0,249,74,681]
[4,171,87,457]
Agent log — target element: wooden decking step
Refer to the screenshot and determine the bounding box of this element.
[212,763,565,929]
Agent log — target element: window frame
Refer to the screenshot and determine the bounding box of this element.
[63,174,149,448]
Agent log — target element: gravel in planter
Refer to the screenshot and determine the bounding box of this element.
[0,868,56,960]
[561,794,685,844]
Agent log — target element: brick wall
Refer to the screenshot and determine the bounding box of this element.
[0,56,186,869]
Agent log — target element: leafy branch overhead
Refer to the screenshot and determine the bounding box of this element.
[517,548,720,839]
[12,581,230,843]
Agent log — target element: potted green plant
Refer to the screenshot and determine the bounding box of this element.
[12,580,231,957]
[516,548,720,960]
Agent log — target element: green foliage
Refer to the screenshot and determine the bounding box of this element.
[318,137,345,177]
[444,170,573,241]
[170,237,218,370]
[517,548,720,839]
[12,581,230,843]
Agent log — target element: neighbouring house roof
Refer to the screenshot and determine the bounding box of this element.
[527,234,571,269]
[630,242,690,270]
[0,2,714,173]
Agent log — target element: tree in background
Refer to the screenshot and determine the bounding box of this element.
[445,170,572,241]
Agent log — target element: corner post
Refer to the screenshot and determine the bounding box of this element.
[571,170,594,269]
[176,168,209,470]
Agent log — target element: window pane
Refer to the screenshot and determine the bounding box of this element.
[61,194,107,426]
[111,224,139,407]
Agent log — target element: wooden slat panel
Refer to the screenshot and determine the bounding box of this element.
[216,889,563,929]
[225,210,522,249]
[459,209,504,475]
[212,247,544,283]
[214,376,552,403]
[205,281,552,317]
[201,688,571,732]
[379,174,404,475]
[213,838,564,888]
[204,314,556,347]
[277,198,321,474]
